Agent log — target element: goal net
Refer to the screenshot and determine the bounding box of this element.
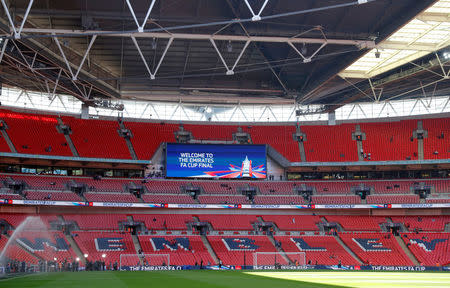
[253,252,306,267]
[119,254,170,270]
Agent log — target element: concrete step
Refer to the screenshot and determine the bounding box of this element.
[445,223,450,232]
[127,215,144,265]
[118,121,137,160]
[59,215,86,265]
[298,142,306,162]
[57,118,79,157]
[0,129,17,153]
[333,235,363,265]
[265,231,293,265]
[394,234,419,266]
[194,215,219,264]
[200,235,219,265]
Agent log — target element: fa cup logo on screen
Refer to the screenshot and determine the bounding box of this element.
[241,156,252,177]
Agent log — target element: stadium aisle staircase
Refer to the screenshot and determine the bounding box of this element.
[394,234,420,265]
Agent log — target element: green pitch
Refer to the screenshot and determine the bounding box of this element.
[1,270,449,288]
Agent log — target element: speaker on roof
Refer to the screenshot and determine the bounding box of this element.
[81,104,89,119]
[328,111,336,126]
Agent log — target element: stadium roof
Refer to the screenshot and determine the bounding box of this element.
[0,0,448,108]
[341,0,450,79]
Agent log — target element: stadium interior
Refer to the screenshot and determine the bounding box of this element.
[0,0,449,282]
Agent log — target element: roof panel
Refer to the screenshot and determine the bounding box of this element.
[340,0,450,79]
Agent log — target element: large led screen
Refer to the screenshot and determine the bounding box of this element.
[166,143,266,179]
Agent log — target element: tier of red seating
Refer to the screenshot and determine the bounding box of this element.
[6,173,450,195]
[141,194,195,204]
[323,216,386,231]
[422,118,450,160]
[260,215,321,231]
[138,235,214,266]
[366,194,420,204]
[2,173,449,205]
[208,236,277,265]
[0,109,72,156]
[0,132,12,153]
[26,191,82,201]
[391,216,450,231]
[132,214,193,230]
[360,120,418,161]
[0,193,22,200]
[311,195,361,204]
[124,121,178,160]
[198,195,248,204]
[253,196,305,205]
[275,235,359,265]
[301,124,358,162]
[427,198,450,203]
[61,116,131,159]
[1,109,449,162]
[0,231,78,264]
[196,215,258,231]
[339,232,414,266]
[63,214,129,230]
[0,214,448,267]
[83,192,140,203]
[75,231,136,263]
[401,233,449,266]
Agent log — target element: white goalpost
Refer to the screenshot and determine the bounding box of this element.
[119,254,170,270]
[253,252,306,267]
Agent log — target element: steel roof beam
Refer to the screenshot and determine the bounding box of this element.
[0,38,8,63]
[18,28,375,48]
[73,35,97,81]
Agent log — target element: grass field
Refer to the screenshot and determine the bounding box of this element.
[1,270,449,288]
